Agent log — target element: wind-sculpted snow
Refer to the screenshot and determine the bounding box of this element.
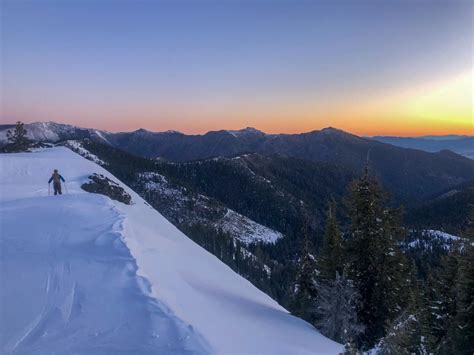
[0,148,342,354]
[0,195,207,354]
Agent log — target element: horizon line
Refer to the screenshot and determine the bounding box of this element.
[1,120,472,139]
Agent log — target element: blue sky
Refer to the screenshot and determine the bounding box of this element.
[1,0,472,135]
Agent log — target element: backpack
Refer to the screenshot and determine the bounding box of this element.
[52,173,61,184]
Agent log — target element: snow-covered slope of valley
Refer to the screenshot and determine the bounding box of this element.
[137,171,283,245]
[0,147,341,354]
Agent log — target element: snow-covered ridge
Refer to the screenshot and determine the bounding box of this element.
[0,122,112,146]
[0,147,341,354]
[63,140,107,165]
[0,121,58,143]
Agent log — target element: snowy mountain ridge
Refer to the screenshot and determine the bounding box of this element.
[4,121,474,209]
[62,140,283,245]
[0,147,341,354]
[0,121,113,146]
[63,140,107,166]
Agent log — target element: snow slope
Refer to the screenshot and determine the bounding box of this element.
[0,147,342,354]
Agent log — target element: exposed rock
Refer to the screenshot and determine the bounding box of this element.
[81,173,132,205]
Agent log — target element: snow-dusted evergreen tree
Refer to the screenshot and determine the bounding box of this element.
[313,201,365,345]
[317,200,344,283]
[342,340,361,355]
[409,249,461,354]
[6,121,30,152]
[293,234,318,321]
[452,241,474,353]
[346,168,410,346]
[436,252,459,344]
[314,270,364,344]
[409,280,437,353]
[447,212,474,354]
[376,310,424,355]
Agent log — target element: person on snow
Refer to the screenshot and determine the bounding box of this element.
[48,169,65,195]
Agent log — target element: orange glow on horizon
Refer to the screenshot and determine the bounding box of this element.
[141,70,472,137]
[2,71,471,137]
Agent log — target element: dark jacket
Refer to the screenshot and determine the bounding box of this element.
[48,173,65,184]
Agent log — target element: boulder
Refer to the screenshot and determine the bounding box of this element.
[81,173,132,205]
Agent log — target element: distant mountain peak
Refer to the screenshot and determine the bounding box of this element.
[319,127,346,134]
[226,127,265,137]
[134,128,150,133]
[315,127,363,141]
[242,126,263,133]
[132,128,183,135]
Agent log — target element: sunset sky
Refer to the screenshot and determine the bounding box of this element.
[1,0,472,136]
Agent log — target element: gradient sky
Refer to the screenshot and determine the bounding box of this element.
[1,0,472,136]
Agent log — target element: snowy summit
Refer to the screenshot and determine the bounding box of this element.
[0,147,341,354]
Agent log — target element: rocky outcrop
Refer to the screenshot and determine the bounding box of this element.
[81,174,132,205]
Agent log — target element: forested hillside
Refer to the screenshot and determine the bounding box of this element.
[406,179,474,234]
[62,139,474,353]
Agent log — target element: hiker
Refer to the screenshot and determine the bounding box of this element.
[48,169,65,195]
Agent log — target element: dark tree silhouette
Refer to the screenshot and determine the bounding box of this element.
[6,121,30,152]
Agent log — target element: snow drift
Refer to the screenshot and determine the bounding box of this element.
[0,147,342,354]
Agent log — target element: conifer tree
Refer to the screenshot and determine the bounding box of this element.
[448,211,474,354]
[342,341,360,355]
[346,169,410,346]
[377,283,432,355]
[293,232,318,321]
[428,249,459,351]
[317,200,344,283]
[372,207,412,331]
[377,311,414,355]
[416,278,439,353]
[6,121,30,152]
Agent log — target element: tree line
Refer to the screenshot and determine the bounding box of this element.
[293,168,473,353]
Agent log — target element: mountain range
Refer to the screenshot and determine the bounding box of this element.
[1,121,474,206]
[371,135,474,159]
